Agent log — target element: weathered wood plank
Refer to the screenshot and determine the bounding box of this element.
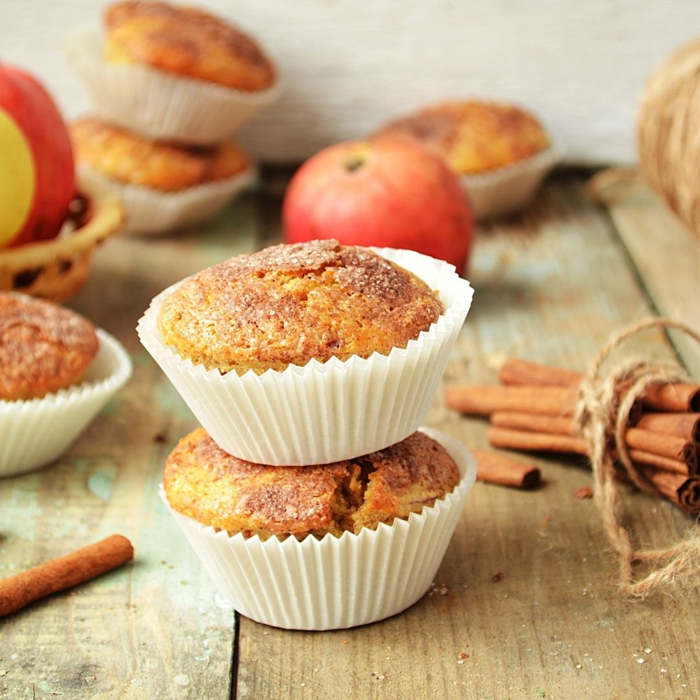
[0,197,262,699]
[597,173,700,378]
[235,174,700,700]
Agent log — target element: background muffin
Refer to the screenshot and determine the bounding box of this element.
[71,117,250,191]
[157,239,445,373]
[375,100,550,174]
[104,1,276,91]
[0,292,98,400]
[164,428,461,539]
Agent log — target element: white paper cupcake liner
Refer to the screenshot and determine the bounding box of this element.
[67,31,281,144]
[77,164,256,235]
[161,427,476,630]
[0,329,132,478]
[137,248,473,465]
[461,144,561,220]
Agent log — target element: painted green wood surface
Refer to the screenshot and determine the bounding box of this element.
[0,174,698,700]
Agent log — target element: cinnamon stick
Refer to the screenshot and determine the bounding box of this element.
[472,449,541,489]
[487,426,588,455]
[636,412,700,441]
[625,429,696,471]
[629,450,690,476]
[498,357,580,387]
[491,413,696,472]
[491,411,576,436]
[498,357,699,412]
[0,535,134,617]
[639,468,700,514]
[445,385,577,416]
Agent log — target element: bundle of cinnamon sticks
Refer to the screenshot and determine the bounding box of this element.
[446,357,700,513]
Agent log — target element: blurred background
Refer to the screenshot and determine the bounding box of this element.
[6,0,700,164]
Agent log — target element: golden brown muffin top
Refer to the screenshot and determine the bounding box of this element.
[164,428,461,538]
[157,240,445,374]
[375,100,550,174]
[0,293,99,400]
[104,1,275,91]
[71,117,250,192]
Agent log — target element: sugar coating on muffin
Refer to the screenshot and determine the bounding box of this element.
[164,429,461,539]
[157,240,445,374]
[375,100,550,173]
[104,1,275,91]
[0,293,99,400]
[71,117,250,192]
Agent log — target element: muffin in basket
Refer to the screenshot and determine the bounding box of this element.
[67,1,280,143]
[138,240,473,464]
[71,117,254,234]
[0,293,132,477]
[375,100,558,219]
[162,427,477,629]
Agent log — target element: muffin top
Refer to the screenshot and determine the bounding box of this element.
[71,117,250,192]
[164,428,461,538]
[157,240,445,374]
[0,293,99,400]
[375,100,550,174]
[104,1,275,91]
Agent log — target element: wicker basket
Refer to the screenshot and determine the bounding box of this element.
[0,183,124,302]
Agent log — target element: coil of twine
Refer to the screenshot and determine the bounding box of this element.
[638,39,700,237]
[575,318,700,599]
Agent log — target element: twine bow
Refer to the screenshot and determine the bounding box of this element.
[574,318,700,598]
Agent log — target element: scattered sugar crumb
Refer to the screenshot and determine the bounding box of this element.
[636,658,645,665]
[644,648,652,654]
[573,486,593,500]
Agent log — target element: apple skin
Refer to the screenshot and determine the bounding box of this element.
[0,63,75,248]
[283,138,473,272]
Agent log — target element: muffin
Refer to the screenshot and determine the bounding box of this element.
[375,100,558,219]
[104,1,275,91]
[157,239,444,373]
[0,292,98,400]
[375,100,550,174]
[67,2,280,144]
[138,243,473,465]
[164,428,461,539]
[71,117,254,234]
[161,427,476,629]
[0,293,132,477]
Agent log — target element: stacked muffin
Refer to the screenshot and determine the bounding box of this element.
[138,239,476,629]
[67,1,279,234]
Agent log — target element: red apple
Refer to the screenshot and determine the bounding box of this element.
[0,63,75,249]
[283,138,473,272]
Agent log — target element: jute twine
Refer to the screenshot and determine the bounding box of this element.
[638,38,700,238]
[574,317,700,598]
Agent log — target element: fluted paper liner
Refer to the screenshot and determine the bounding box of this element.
[67,31,281,145]
[461,144,560,220]
[161,428,476,630]
[78,164,256,235]
[0,330,132,478]
[137,248,473,465]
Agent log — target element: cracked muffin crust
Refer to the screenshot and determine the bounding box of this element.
[71,117,250,192]
[104,1,276,91]
[157,239,445,374]
[375,100,550,174]
[0,293,99,400]
[163,428,461,539]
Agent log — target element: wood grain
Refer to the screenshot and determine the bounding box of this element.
[0,197,262,699]
[1,175,699,700]
[599,173,700,378]
[235,174,700,699]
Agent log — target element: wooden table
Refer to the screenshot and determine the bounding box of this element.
[1,170,698,699]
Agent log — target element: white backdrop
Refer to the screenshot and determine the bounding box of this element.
[4,0,700,164]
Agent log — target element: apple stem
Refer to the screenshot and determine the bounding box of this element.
[344,155,365,172]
